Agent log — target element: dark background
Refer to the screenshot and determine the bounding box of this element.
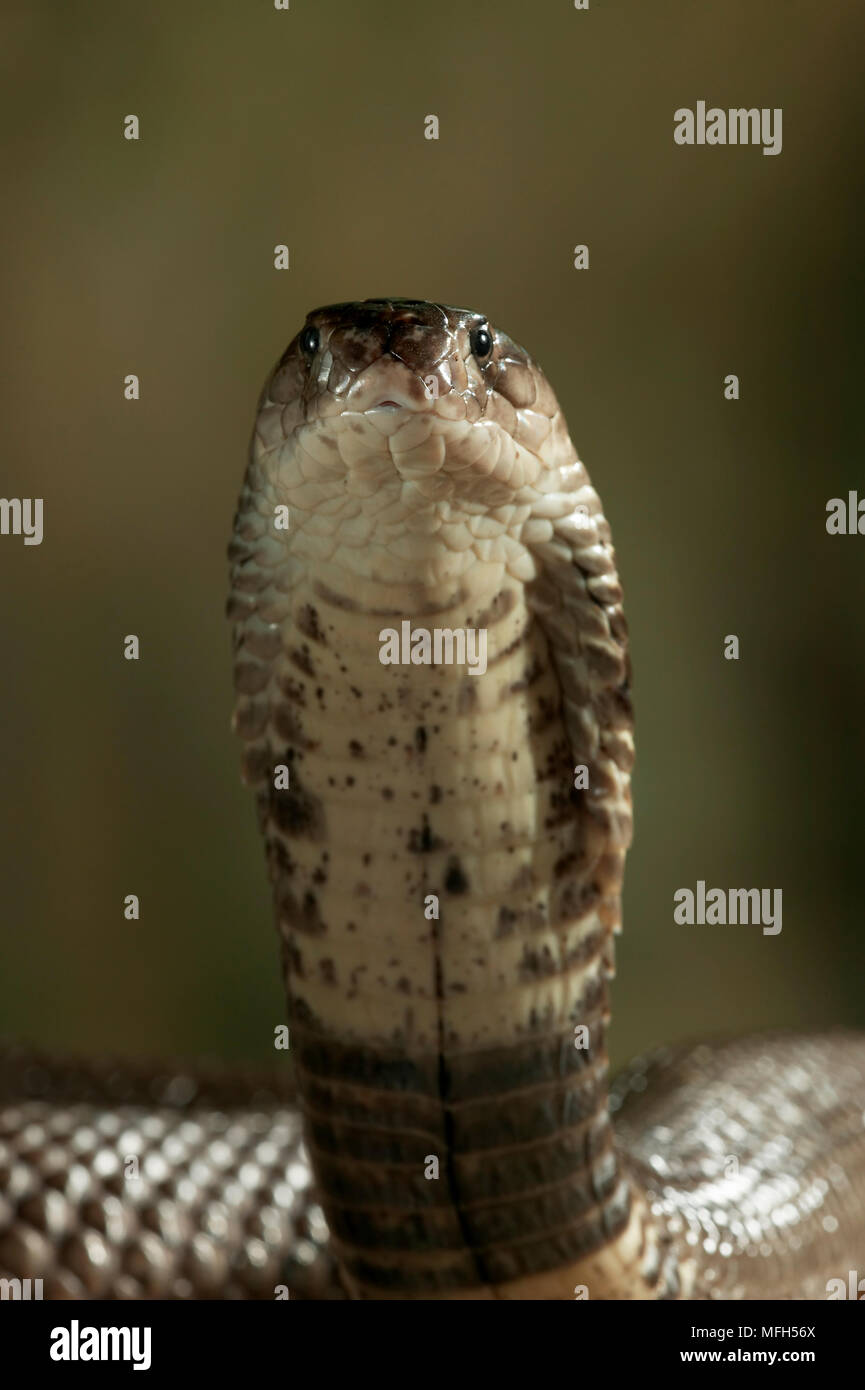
[1,0,863,1073]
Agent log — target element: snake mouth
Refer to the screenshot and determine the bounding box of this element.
[368,399,405,410]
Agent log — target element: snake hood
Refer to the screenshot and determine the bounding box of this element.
[231,297,637,1298]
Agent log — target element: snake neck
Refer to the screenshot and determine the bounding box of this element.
[234,536,677,1297]
[229,299,676,1298]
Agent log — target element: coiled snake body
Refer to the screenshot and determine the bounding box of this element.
[1,300,863,1300]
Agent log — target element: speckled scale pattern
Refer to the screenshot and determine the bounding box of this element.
[226,299,641,1297]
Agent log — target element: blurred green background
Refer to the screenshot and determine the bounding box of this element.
[1,0,863,1074]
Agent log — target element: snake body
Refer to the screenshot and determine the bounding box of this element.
[1,300,863,1299]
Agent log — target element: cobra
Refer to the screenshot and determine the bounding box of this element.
[1,299,862,1300]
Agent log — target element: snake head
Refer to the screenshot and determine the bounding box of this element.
[273,298,552,424]
[250,300,571,561]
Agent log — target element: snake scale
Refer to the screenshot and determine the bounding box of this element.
[1,300,863,1300]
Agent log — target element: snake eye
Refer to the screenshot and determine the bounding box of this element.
[470,325,493,361]
[300,326,319,358]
